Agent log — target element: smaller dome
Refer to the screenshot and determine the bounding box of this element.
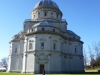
[18,30,24,34]
[32,21,55,27]
[18,31,25,38]
[67,30,77,35]
[12,34,19,40]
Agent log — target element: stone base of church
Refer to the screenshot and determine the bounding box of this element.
[22,71,34,74]
[7,70,22,73]
[7,69,85,74]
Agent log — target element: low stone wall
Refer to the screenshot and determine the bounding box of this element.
[85,70,98,72]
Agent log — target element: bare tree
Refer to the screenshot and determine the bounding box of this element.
[83,48,88,69]
[88,41,100,68]
[88,45,95,68]
[92,42,100,58]
[88,46,94,60]
[92,41,100,67]
[1,57,8,69]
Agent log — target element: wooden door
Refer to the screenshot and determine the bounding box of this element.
[40,64,44,74]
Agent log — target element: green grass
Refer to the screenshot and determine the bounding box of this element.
[49,72,100,75]
[0,72,100,75]
[48,74,100,75]
[0,72,36,75]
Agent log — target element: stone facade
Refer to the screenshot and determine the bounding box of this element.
[8,0,84,74]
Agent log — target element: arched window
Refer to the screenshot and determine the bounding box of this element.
[29,43,33,50]
[34,15,35,18]
[75,48,77,53]
[51,12,53,17]
[15,48,17,53]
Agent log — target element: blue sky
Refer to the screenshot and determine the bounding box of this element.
[0,0,100,61]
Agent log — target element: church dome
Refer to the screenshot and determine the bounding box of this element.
[32,21,55,27]
[34,0,59,9]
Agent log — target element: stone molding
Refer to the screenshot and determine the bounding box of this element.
[26,31,83,44]
[25,50,83,57]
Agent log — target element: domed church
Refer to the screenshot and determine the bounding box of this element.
[8,0,84,74]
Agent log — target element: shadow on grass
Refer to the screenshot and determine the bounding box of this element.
[69,72,100,74]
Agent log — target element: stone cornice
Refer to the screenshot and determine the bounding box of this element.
[24,19,67,25]
[10,38,25,43]
[25,50,83,57]
[26,31,83,44]
[9,53,23,56]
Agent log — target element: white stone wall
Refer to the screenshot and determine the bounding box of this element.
[18,56,23,72]
[7,56,11,72]
[10,56,18,71]
[50,53,61,73]
[26,53,35,72]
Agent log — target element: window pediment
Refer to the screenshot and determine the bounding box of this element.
[74,45,78,48]
[29,40,34,42]
[53,40,57,42]
[40,38,46,41]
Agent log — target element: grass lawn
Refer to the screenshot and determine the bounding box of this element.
[0,72,100,75]
[49,72,100,75]
[0,72,36,75]
[49,74,100,75]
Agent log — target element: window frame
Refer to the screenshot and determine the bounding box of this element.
[75,48,77,53]
[15,48,17,53]
[42,28,45,31]
[53,43,56,50]
[53,29,55,32]
[41,42,44,49]
[44,12,47,16]
[29,43,33,50]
